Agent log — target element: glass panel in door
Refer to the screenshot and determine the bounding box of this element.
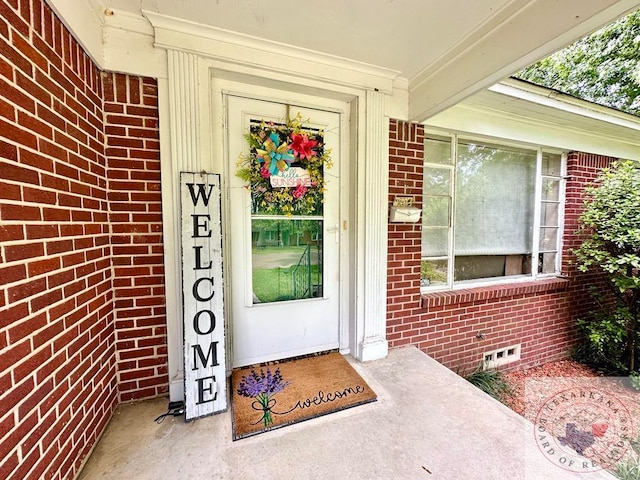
[239,118,329,305]
[251,219,323,303]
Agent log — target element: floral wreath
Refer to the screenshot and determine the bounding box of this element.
[236,113,332,216]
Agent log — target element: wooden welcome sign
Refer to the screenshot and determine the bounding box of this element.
[180,172,227,420]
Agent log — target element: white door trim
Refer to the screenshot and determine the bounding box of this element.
[158,50,389,401]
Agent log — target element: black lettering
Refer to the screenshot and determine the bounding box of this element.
[281,384,366,414]
[194,246,213,270]
[192,341,219,370]
[187,183,215,207]
[193,277,215,302]
[193,310,215,335]
[196,375,217,404]
[192,214,212,238]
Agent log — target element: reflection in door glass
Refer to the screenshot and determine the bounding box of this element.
[251,219,323,304]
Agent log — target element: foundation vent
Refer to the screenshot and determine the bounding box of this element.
[483,344,521,369]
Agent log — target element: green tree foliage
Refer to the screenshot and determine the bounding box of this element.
[574,161,640,372]
[516,10,640,115]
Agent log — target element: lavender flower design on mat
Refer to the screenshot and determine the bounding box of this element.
[237,367,289,427]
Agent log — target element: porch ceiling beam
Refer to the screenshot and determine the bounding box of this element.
[408,0,640,123]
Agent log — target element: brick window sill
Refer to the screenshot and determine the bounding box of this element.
[421,277,570,310]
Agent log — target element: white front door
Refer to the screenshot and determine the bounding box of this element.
[226,96,342,367]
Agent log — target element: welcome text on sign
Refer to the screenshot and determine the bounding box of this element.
[180,173,226,420]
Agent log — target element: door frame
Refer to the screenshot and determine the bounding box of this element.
[223,95,346,367]
[159,47,391,402]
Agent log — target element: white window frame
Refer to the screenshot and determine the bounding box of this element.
[421,130,567,292]
[536,150,567,279]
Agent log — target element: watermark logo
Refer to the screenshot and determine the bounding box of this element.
[534,386,633,473]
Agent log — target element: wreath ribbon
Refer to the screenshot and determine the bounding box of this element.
[256,132,294,175]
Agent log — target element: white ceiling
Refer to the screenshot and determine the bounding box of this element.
[103,0,514,79]
[52,0,640,120]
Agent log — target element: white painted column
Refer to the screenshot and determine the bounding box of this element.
[163,50,200,400]
[358,89,389,361]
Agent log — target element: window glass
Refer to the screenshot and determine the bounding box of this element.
[421,259,448,287]
[424,168,450,194]
[424,136,452,165]
[422,138,453,286]
[538,153,563,274]
[540,202,559,227]
[423,197,450,227]
[542,152,562,176]
[422,228,448,257]
[542,178,560,201]
[453,141,536,281]
[539,252,557,274]
[421,135,565,288]
[539,227,559,250]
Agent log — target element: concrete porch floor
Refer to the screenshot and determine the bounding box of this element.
[78,347,615,480]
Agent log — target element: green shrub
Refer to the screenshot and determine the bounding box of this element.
[574,161,640,374]
[613,458,640,480]
[464,366,512,402]
[611,432,640,479]
[574,307,630,373]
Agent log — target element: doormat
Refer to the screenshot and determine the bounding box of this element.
[231,351,376,440]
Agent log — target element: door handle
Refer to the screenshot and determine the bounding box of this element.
[326,223,339,243]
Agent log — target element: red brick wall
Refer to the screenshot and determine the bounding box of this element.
[0,1,168,479]
[103,73,168,402]
[562,152,615,277]
[0,1,116,479]
[387,119,615,374]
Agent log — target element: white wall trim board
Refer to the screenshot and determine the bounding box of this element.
[358,89,389,361]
